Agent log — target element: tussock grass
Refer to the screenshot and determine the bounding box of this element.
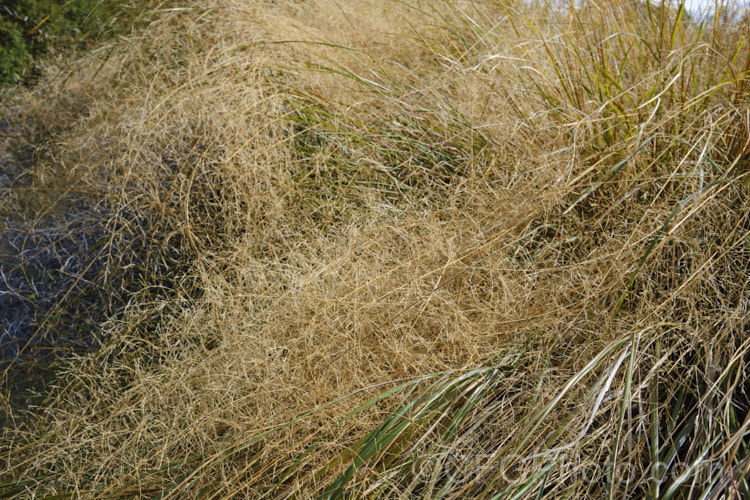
[1,0,750,498]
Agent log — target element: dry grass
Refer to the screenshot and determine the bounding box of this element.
[1,0,750,498]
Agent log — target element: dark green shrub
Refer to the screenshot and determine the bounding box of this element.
[0,14,29,83]
[0,0,130,86]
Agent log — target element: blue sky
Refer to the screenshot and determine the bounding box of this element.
[682,0,748,17]
[683,0,713,15]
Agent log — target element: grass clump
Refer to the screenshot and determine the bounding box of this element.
[1,0,750,498]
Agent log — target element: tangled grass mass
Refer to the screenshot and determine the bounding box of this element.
[2,0,750,498]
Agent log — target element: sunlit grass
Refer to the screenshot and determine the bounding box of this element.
[1,0,749,498]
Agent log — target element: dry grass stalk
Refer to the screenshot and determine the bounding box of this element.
[1,0,749,498]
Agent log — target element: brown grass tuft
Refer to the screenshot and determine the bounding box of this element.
[2,0,750,498]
